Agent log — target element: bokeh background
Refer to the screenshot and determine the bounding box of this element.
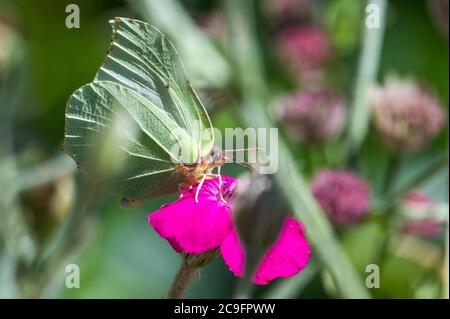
[0,0,448,298]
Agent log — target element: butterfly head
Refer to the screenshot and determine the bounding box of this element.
[202,146,225,167]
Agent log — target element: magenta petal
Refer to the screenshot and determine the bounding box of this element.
[220,228,245,277]
[221,218,311,285]
[148,177,236,254]
[167,237,183,253]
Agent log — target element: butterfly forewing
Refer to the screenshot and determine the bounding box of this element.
[95,17,214,159]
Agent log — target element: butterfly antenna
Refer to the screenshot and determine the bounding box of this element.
[224,154,259,171]
[223,147,264,152]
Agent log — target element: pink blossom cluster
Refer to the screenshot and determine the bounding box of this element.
[371,77,445,152]
[311,170,370,225]
[274,87,347,143]
[276,25,332,74]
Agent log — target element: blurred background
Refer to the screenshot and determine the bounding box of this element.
[0,0,448,298]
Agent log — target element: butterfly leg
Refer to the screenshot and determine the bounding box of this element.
[205,168,226,203]
[195,174,206,204]
[216,167,226,203]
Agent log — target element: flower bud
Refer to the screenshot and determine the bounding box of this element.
[273,87,347,144]
[263,0,312,24]
[275,24,332,74]
[399,192,444,237]
[21,173,75,246]
[311,169,370,225]
[232,174,289,269]
[371,77,445,152]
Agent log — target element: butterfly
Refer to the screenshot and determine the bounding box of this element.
[63,17,228,207]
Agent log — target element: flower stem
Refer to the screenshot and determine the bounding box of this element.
[347,0,388,154]
[383,154,448,211]
[233,276,254,299]
[383,154,400,194]
[167,260,198,299]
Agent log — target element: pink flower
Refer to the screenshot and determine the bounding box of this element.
[371,77,445,152]
[149,176,236,254]
[263,0,312,21]
[276,24,332,73]
[273,87,347,143]
[311,170,370,225]
[404,192,434,207]
[148,176,311,285]
[400,192,443,237]
[402,221,443,238]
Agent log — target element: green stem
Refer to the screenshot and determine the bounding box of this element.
[376,154,400,263]
[304,143,322,175]
[233,250,260,299]
[384,154,448,210]
[233,277,255,299]
[167,260,198,299]
[376,208,397,267]
[384,154,400,194]
[377,154,447,267]
[347,0,388,154]
[128,0,230,87]
[30,177,101,298]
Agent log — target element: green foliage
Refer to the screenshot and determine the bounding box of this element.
[0,0,448,299]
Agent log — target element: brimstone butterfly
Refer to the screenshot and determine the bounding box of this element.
[63,17,226,206]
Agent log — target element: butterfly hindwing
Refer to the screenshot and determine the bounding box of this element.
[65,81,185,200]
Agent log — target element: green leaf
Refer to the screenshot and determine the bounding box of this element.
[347,0,387,153]
[128,0,230,88]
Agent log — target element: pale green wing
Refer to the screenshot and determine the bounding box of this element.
[64,80,189,200]
[95,17,214,158]
[64,17,217,201]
